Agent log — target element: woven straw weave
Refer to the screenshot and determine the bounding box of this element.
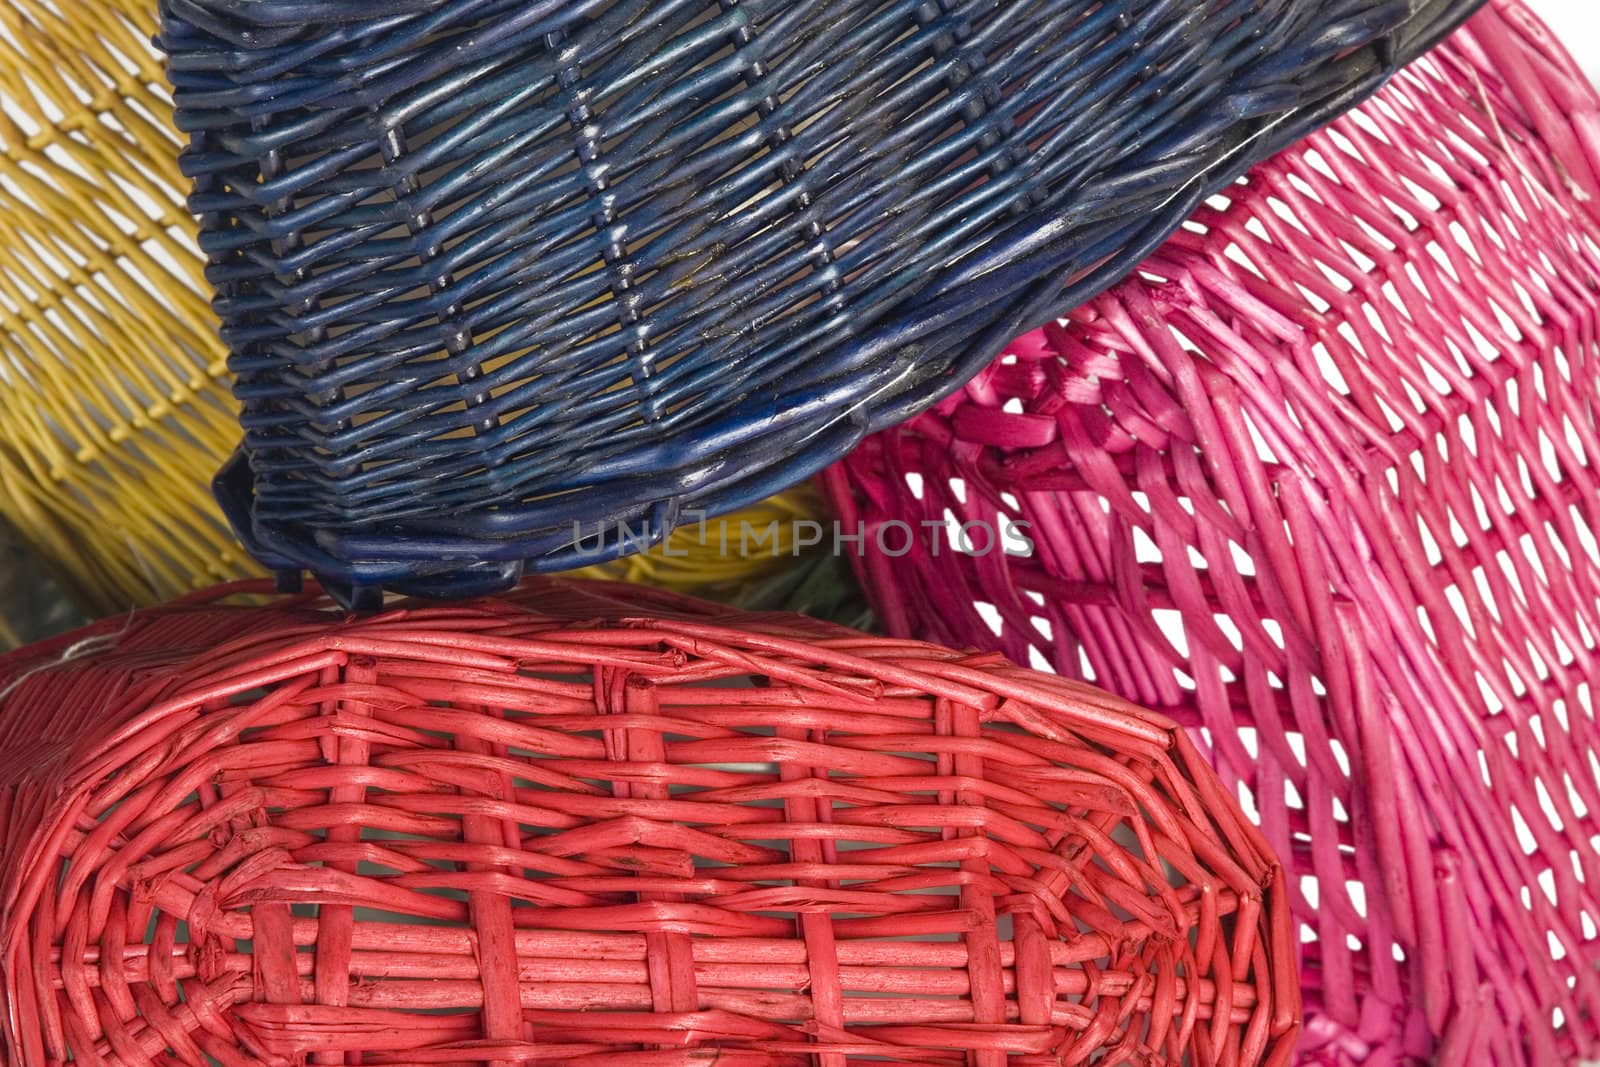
[159,0,1482,605]
[0,0,254,615]
[0,578,1297,1066]
[824,2,1600,1063]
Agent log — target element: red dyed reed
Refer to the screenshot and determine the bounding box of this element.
[823,2,1600,1063]
[0,578,1297,1066]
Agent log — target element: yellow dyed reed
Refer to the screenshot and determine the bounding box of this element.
[569,486,827,599]
[0,0,256,615]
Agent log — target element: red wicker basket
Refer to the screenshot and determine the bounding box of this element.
[0,578,1298,1067]
[822,3,1600,1063]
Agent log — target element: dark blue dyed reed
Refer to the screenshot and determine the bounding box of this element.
[160,0,1482,608]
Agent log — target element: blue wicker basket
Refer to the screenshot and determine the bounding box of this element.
[162,0,1481,607]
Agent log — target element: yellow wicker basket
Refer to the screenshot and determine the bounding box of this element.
[567,485,822,597]
[570,484,872,626]
[0,0,252,615]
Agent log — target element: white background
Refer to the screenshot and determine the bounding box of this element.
[1527,0,1600,88]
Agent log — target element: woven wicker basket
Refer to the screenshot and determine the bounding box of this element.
[823,3,1600,1063]
[0,0,841,625]
[158,0,1482,606]
[0,578,1297,1066]
[0,0,255,615]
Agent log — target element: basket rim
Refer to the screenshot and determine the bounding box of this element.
[175,0,1485,606]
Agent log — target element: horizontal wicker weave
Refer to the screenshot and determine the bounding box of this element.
[160,0,1482,605]
[0,0,256,615]
[0,578,1297,1066]
[824,3,1600,1063]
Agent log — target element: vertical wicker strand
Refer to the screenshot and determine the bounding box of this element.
[459,677,524,1067]
[775,709,845,1067]
[615,675,700,1030]
[723,0,846,377]
[943,695,1010,1067]
[560,30,657,439]
[310,655,372,1065]
[385,121,500,453]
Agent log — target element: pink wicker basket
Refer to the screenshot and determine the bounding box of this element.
[823,3,1600,1064]
[0,578,1298,1067]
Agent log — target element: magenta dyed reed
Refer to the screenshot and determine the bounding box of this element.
[823,2,1600,1064]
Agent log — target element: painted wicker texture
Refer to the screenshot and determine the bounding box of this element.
[0,0,257,615]
[159,0,1482,606]
[0,578,1297,1067]
[822,2,1600,1064]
